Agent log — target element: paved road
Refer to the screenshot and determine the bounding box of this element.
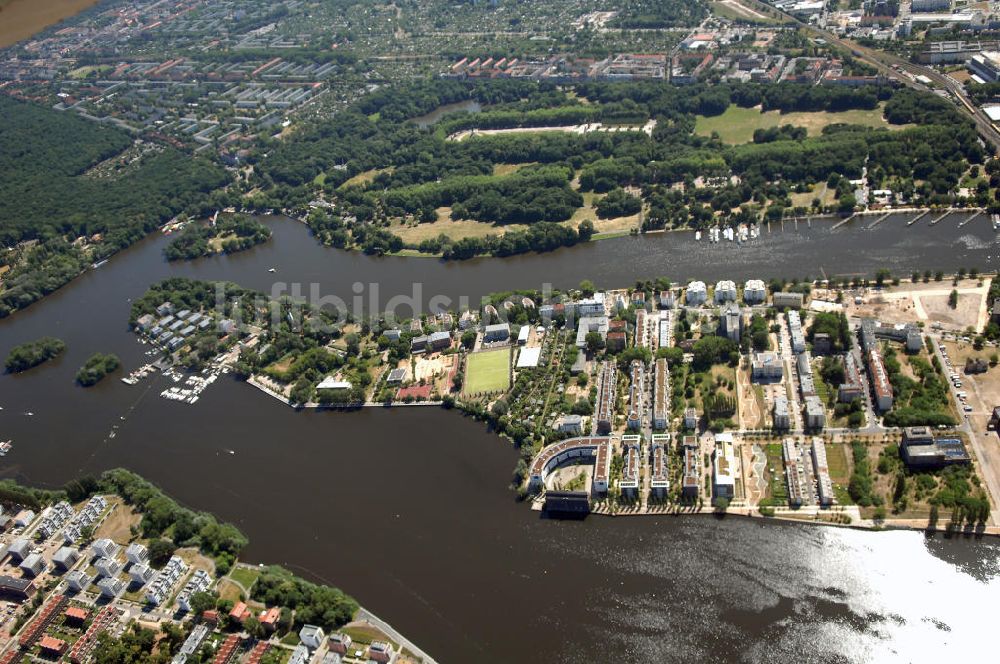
[928,336,1000,525]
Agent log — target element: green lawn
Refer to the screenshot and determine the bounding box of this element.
[465,349,511,394]
[764,443,788,504]
[228,565,261,591]
[695,104,896,144]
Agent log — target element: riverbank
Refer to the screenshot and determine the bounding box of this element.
[530,496,1000,537]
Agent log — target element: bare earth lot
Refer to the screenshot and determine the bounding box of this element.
[847,279,990,331]
[0,0,99,48]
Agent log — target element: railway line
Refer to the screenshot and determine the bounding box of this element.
[742,0,1000,152]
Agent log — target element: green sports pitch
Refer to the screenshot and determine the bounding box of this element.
[464,349,511,394]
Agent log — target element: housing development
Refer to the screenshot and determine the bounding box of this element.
[502,272,996,529]
[0,471,431,664]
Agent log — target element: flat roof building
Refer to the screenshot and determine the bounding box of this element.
[752,352,783,381]
[686,281,707,305]
[684,407,698,430]
[804,395,826,430]
[627,361,645,430]
[596,361,617,434]
[811,438,834,506]
[621,435,641,496]
[653,358,670,430]
[483,323,510,342]
[901,427,971,467]
[528,437,612,494]
[782,438,810,507]
[715,280,737,304]
[788,310,806,354]
[744,279,767,304]
[650,434,670,497]
[713,433,737,499]
[773,292,804,309]
[773,396,790,430]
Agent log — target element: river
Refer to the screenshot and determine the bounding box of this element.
[0,216,998,662]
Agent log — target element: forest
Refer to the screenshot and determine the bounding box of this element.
[247,77,986,260]
[164,215,272,261]
[0,96,229,317]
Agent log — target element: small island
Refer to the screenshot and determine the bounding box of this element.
[4,336,66,373]
[164,214,272,261]
[76,352,120,386]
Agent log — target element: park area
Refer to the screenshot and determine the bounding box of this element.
[464,349,511,395]
[695,104,897,144]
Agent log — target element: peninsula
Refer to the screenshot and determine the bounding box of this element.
[123,269,1000,536]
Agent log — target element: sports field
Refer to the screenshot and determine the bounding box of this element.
[695,104,897,144]
[465,349,511,394]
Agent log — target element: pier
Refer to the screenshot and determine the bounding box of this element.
[907,210,929,226]
[867,212,892,230]
[929,210,953,226]
[831,214,856,230]
[958,210,983,228]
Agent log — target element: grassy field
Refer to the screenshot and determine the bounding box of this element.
[392,215,528,244]
[764,443,788,504]
[339,167,392,189]
[710,0,786,23]
[789,182,838,209]
[465,349,511,394]
[228,565,261,591]
[695,104,897,144]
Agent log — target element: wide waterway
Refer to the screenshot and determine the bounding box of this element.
[1,215,999,662]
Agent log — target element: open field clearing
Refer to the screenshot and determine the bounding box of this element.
[695,104,898,144]
[393,215,529,244]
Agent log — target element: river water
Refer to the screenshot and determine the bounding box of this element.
[0,215,998,662]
